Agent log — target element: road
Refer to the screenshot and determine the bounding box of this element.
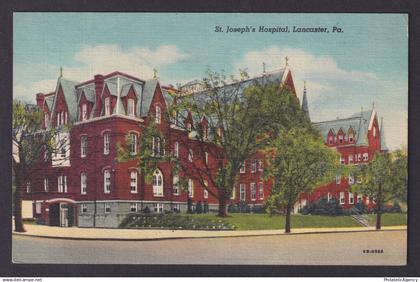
[12,230,406,265]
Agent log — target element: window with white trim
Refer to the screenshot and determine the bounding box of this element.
[339,192,345,205]
[258,160,264,171]
[104,170,111,194]
[357,195,362,203]
[373,127,377,137]
[366,197,370,205]
[81,204,87,213]
[230,186,236,199]
[327,192,332,202]
[240,161,246,173]
[251,160,257,173]
[349,173,354,185]
[81,103,87,121]
[358,154,362,161]
[348,133,354,143]
[57,176,67,193]
[36,201,42,214]
[172,203,180,212]
[155,106,161,124]
[26,182,31,193]
[338,134,343,144]
[328,136,333,145]
[128,98,135,117]
[173,175,180,195]
[250,183,257,201]
[188,179,194,198]
[130,203,138,212]
[129,133,137,155]
[336,175,341,184]
[130,171,138,193]
[259,182,264,200]
[81,172,87,195]
[240,184,246,201]
[44,177,49,192]
[154,203,163,213]
[174,141,179,158]
[103,133,110,155]
[340,156,345,165]
[152,169,164,196]
[204,180,209,199]
[104,203,111,213]
[363,153,369,161]
[81,136,88,158]
[348,155,353,164]
[44,112,50,128]
[56,112,60,126]
[349,192,354,204]
[188,149,193,162]
[104,97,111,116]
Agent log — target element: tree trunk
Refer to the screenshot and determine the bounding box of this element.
[285,203,291,234]
[376,183,383,230]
[218,194,228,217]
[13,175,26,233]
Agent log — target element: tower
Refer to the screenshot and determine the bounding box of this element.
[302,81,310,120]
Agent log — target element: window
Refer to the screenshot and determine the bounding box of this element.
[174,142,179,158]
[259,182,264,200]
[358,154,362,161]
[188,149,193,162]
[36,201,42,214]
[103,133,110,155]
[188,179,194,198]
[251,160,257,173]
[328,136,333,145]
[348,134,354,143]
[64,112,67,124]
[129,133,137,155]
[204,180,209,199]
[26,182,31,193]
[81,172,87,195]
[56,112,60,126]
[172,203,180,212]
[105,97,110,116]
[152,137,162,157]
[366,197,370,205]
[104,170,111,193]
[130,171,138,193]
[44,177,49,192]
[336,175,341,184]
[258,160,264,171]
[81,136,88,157]
[130,203,138,212]
[240,184,246,201]
[240,161,246,173]
[173,175,180,195]
[44,112,50,127]
[61,112,64,125]
[349,173,354,185]
[327,192,332,202]
[250,183,257,201]
[338,135,343,144]
[60,146,66,158]
[203,126,209,140]
[363,153,369,161]
[349,192,354,204]
[373,127,377,137]
[81,204,88,213]
[339,192,345,205]
[231,186,236,200]
[205,152,209,165]
[357,195,362,203]
[348,155,353,164]
[104,203,111,213]
[57,176,67,193]
[128,98,135,117]
[186,123,192,131]
[340,156,345,165]
[81,104,87,121]
[153,203,163,213]
[44,148,49,162]
[152,169,164,196]
[155,106,161,124]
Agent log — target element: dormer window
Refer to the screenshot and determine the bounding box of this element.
[105,97,110,116]
[81,104,87,121]
[155,106,161,124]
[348,134,354,143]
[328,136,333,145]
[128,98,135,117]
[186,123,192,131]
[338,135,343,144]
[373,127,377,138]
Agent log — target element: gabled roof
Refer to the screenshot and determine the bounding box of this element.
[50,77,79,122]
[140,79,158,117]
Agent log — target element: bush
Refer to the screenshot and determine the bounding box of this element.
[299,197,344,216]
[143,206,151,214]
[196,201,203,214]
[251,205,265,214]
[351,202,368,214]
[203,202,209,213]
[228,204,239,213]
[187,198,193,213]
[390,202,402,213]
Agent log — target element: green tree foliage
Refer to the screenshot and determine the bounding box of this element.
[12,100,70,232]
[266,128,341,233]
[353,150,407,230]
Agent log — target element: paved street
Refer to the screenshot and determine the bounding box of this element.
[13,230,406,265]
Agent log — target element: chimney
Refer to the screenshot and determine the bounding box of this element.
[94,74,104,117]
[36,93,45,109]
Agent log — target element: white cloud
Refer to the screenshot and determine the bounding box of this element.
[13,44,190,102]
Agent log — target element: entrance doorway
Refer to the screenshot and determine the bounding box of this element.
[48,202,74,227]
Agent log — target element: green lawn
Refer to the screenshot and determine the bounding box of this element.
[366,213,407,226]
[185,213,361,230]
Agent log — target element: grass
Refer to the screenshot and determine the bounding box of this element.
[366,213,407,226]
[185,213,361,230]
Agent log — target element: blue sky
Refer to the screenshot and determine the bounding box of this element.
[13,13,408,150]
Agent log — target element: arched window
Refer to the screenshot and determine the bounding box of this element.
[104,170,111,193]
[129,133,137,155]
[152,169,164,196]
[81,104,87,121]
[128,98,135,117]
[130,171,137,193]
[104,97,111,116]
[155,106,161,124]
[373,127,377,138]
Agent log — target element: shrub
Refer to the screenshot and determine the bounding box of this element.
[390,202,402,213]
[251,205,265,214]
[143,206,151,214]
[228,204,239,213]
[196,201,203,214]
[203,201,209,213]
[299,197,343,216]
[187,198,193,213]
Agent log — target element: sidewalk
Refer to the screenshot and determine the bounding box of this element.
[12,223,407,241]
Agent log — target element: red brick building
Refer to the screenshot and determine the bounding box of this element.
[22,66,387,227]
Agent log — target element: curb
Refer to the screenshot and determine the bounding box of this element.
[12,227,407,242]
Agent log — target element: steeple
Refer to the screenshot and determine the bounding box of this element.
[301,81,310,120]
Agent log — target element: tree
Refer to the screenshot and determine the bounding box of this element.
[170,69,309,216]
[12,100,69,232]
[353,150,407,230]
[266,127,341,233]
